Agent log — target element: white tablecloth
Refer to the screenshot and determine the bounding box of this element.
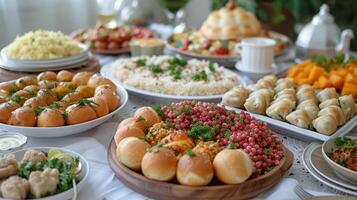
[2,53,355,199]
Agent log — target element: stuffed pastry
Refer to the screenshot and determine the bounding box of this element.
[339,95,357,120]
[313,114,338,135]
[222,86,250,108]
[317,88,338,103]
[318,105,346,126]
[286,109,311,129]
[319,98,339,109]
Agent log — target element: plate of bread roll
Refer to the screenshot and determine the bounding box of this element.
[108,101,293,200]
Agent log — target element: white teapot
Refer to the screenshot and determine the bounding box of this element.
[295,4,354,60]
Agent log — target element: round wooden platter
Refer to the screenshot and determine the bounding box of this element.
[107,138,294,200]
[0,56,100,82]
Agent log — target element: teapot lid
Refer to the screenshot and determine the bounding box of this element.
[312,4,334,25]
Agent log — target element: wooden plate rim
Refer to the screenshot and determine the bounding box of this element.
[107,137,293,190]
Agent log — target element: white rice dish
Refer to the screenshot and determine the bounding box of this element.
[3,30,83,60]
[111,55,238,96]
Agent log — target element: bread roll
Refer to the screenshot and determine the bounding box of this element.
[116,137,150,171]
[141,147,177,181]
[114,125,145,144]
[213,149,252,184]
[177,153,213,186]
[134,107,162,128]
[118,117,148,132]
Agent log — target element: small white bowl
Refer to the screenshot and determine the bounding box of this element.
[322,136,357,183]
[0,147,89,200]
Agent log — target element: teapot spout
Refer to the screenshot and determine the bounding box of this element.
[336,29,354,55]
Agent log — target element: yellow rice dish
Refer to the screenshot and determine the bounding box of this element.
[3,30,83,60]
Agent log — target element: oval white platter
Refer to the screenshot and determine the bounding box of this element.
[165,31,292,68]
[0,147,90,200]
[224,106,357,141]
[100,62,243,103]
[0,84,128,138]
[0,44,90,72]
[302,143,357,196]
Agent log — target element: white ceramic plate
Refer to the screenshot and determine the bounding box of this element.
[302,143,357,196]
[0,147,90,200]
[0,44,90,72]
[224,106,357,141]
[322,136,357,183]
[165,31,292,68]
[100,62,242,103]
[0,84,128,138]
[310,144,357,190]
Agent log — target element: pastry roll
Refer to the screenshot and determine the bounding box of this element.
[297,90,318,104]
[275,78,295,93]
[244,89,273,114]
[286,109,311,129]
[266,99,295,120]
[318,105,346,126]
[222,86,250,108]
[319,98,339,109]
[296,99,319,121]
[317,88,338,103]
[339,95,357,120]
[255,75,277,89]
[313,114,338,135]
[297,84,314,95]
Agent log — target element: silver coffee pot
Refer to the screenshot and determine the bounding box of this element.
[295,4,354,60]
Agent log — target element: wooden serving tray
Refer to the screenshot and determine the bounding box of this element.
[107,138,293,200]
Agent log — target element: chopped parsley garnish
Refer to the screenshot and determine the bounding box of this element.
[35,106,46,115]
[74,99,96,106]
[152,104,163,118]
[136,115,145,122]
[135,58,147,66]
[335,137,357,148]
[185,149,196,157]
[188,124,215,141]
[164,122,173,127]
[264,147,272,155]
[191,70,208,81]
[148,143,164,153]
[208,62,216,72]
[169,57,187,66]
[220,40,229,49]
[227,142,237,149]
[149,65,163,73]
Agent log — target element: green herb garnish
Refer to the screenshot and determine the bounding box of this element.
[152,104,163,117]
[227,142,237,149]
[74,99,96,106]
[136,115,145,122]
[220,40,229,49]
[191,70,208,81]
[264,147,272,155]
[185,149,195,157]
[335,137,357,148]
[135,58,146,66]
[188,125,215,141]
[208,62,216,72]
[149,65,163,73]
